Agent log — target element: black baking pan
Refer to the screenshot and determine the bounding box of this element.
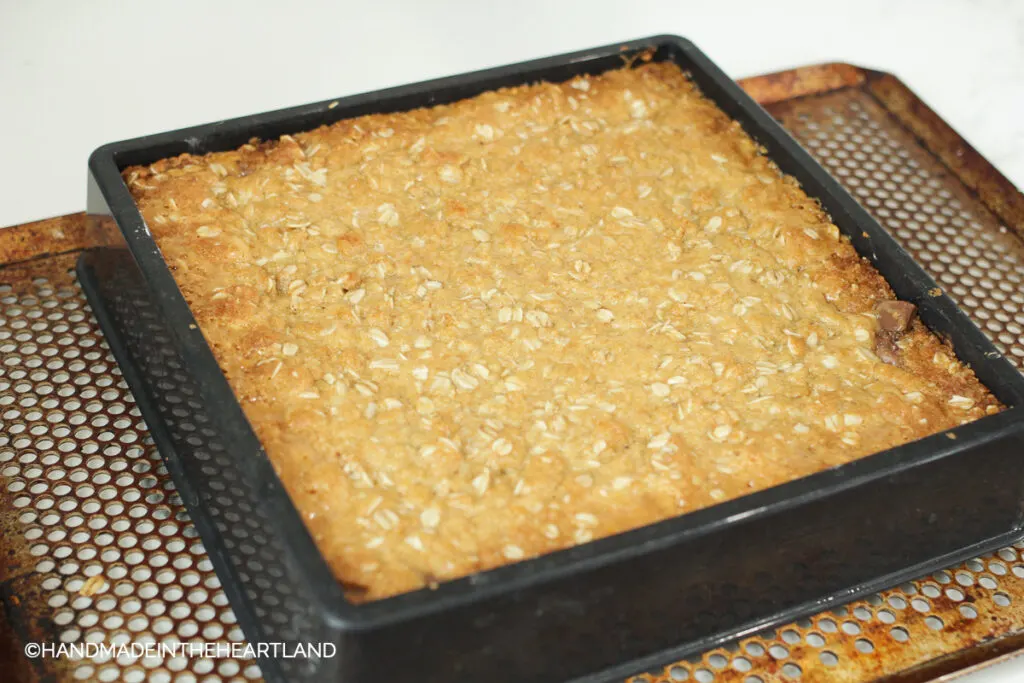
[79,35,1024,683]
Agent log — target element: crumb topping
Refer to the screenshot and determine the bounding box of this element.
[125,62,1001,601]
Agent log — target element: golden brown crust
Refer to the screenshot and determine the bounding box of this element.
[124,62,1001,601]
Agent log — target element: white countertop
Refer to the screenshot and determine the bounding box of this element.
[2,0,1023,681]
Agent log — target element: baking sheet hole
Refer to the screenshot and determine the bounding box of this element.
[780,663,802,679]
[731,657,751,673]
[978,576,998,589]
[217,660,240,677]
[693,669,714,683]
[177,620,198,638]
[743,642,765,657]
[780,629,800,644]
[840,621,861,635]
[768,645,789,659]
[959,604,979,619]
[707,654,727,670]
[855,638,875,654]
[668,665,689,680]
[97,667,120,682]
[994,592,1012,606]
[817,617,837,633]
[911,598,931,613]
[819,651,838,667]
[805,632,825,647]
[925,616,944,630]
[891,626,910,643]
[193,659,215,675]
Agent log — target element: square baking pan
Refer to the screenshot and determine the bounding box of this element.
[78,35,1024,683]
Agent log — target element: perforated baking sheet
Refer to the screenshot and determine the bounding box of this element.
[2,63,1023,683]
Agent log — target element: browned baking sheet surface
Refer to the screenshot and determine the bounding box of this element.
[1,62,1023,683]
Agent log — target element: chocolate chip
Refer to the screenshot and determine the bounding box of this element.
[874,332,900,366]
[877,300,917,334]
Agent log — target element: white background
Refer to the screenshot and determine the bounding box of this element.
[2,0,1023,681]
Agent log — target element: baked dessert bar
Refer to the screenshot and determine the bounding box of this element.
[123,61,1001,601]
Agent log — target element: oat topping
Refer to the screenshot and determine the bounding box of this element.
[125,61,1001,601]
